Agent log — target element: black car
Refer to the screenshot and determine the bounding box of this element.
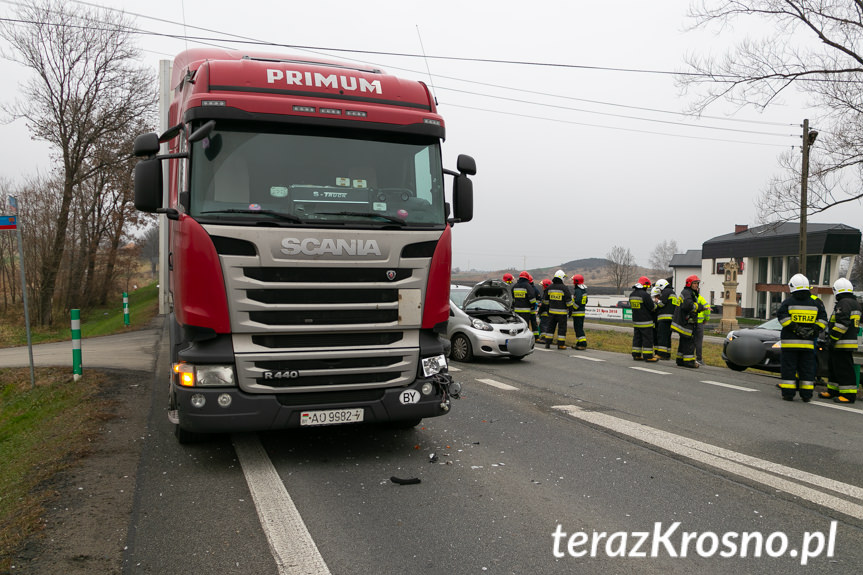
[722,317,828,375]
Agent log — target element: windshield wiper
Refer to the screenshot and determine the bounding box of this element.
[200,209,303,223]
[316,211,406,225]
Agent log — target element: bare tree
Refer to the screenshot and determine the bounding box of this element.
[606,246,637,294]
[648,239,679,276]
[680,1,863,222]
[0,0,156,325]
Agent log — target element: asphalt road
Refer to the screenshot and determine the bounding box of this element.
[6,321,863,574]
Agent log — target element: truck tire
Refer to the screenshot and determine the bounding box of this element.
[387,418,422,429]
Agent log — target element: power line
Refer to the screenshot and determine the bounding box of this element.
[0,3,809,146]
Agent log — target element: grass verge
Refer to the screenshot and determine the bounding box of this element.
[0,282,160,348]
[0,282,160,571]
[0,369,112,571]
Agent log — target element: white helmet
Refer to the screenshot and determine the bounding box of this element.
[655,279,669,290]
[833,277,854,295]
[554,269,567,280]
[650,286,661,297]
[788,273,810,293]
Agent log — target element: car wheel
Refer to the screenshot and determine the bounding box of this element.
[725,361,748,372]
[509,355,526,361]
[450,334,474,362]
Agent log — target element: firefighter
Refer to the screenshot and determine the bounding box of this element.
[820,278,862,403]
[694,292,711,366]
[653,279,677,360]
[570,274,588,350]
[777,274,828,402]
[538,278,552,340]
[541,270,573,349]
[502,273,514,285]
[512,271,540,340]
[672,275,700,368]
[629,276,657,361]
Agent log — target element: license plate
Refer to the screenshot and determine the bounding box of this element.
[300,408,364,427]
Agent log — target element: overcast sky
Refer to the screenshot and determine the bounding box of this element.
[1,0,858,271]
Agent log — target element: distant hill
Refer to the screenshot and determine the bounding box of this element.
[451,257,660,295]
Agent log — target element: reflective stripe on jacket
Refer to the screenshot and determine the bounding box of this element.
[829,293,862,350]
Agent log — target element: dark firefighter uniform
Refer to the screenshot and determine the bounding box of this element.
[542,277,573,349]
[629,281,657,361]
[822,291,862,403]
[571,279,588,350]
[672,279,700,368]
[654,283,678,359]
[777,286,828,402]
[512,276,540,339]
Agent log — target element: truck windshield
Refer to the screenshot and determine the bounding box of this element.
[188,124,446,227]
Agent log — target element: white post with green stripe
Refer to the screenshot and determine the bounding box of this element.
[123,292,130,326]
[71,309,82,381]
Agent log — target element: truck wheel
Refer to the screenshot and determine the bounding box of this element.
[174,424,204,444]
[387,418,422,429]
[450,334,473,362]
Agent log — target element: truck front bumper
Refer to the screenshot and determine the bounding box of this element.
[173,375,456,434]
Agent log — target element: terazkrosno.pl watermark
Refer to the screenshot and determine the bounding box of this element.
[552,521,837,566]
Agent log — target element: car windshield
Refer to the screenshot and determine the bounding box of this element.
[451,288,471,308]
[188,122,446,227]
[465,298,507,312]
[758,318,782,330]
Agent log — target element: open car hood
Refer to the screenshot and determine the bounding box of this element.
[462,279,513,309]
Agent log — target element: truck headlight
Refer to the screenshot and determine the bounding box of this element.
[175,363,236,387]
[421,353,447,377]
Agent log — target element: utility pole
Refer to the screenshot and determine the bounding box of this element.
[799,119,818,274]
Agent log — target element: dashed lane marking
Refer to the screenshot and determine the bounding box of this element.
[477,378,519,391]
[447,366,462,372]
[569,355,605,362]
[629,366,670,375]
[700,380,758,392]
[810,401,863,415]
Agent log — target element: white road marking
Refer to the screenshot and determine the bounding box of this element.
[629,366,670,375]
[552,404,863,519]
[477,378,519,391]
[569,355,605,362]
[811,401,863,415]
[700,380,758,392]
[447,366,462,372]
[233,434,331,575]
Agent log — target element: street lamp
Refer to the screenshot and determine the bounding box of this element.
[799,119,818,276]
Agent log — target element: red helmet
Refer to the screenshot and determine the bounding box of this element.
[541,278,552,288]
[685,275,700,287]
[519,271,530,280]
[638,276,651,288]
[573,274,584,284]
[502,273,514,284]
[527,273,534,282]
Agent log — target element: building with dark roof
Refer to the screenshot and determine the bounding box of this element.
[674,223,860,319]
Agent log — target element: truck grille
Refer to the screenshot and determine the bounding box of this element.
[208,226,441,395]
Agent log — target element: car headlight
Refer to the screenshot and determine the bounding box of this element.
[470,318,493,331]
[421,353,448,377]
[725,333,735,341]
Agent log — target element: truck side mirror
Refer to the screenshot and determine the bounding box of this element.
[133,133,160,157]
[456,154,476,176]
[452,174,473,223]
[134,158,163,212]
